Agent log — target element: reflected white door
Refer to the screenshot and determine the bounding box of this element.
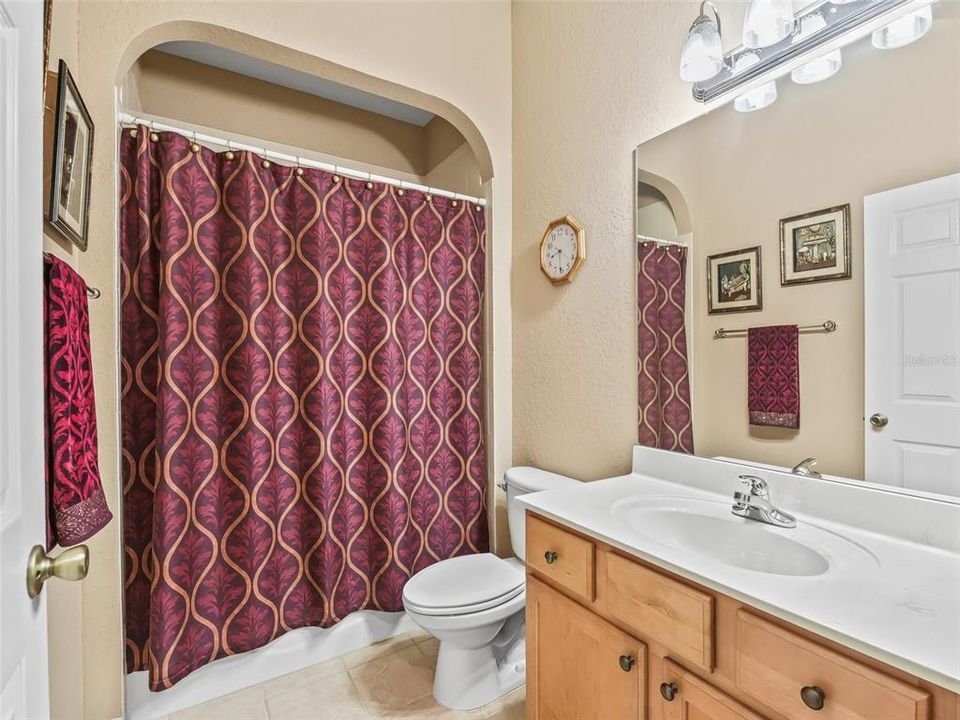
[864,174,960,496]
[0,1,50,718]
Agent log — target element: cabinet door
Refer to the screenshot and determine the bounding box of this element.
[527,575,646,720]
[660,659,766,720]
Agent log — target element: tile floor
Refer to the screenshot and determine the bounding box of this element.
[163,631,525,720]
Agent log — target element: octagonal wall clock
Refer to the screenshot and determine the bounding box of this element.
[540,215,585,285]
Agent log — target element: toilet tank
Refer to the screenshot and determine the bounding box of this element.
[503,467,580,561]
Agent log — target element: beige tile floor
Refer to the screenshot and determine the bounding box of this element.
[163,631,525,720]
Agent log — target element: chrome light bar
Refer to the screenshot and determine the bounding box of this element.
[692,0,935,105]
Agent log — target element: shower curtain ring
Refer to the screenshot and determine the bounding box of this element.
[295,156,304,177]
[190,130,200,154]
[225,139,235,161]
[261,147,271,169]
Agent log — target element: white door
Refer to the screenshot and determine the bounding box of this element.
[864,174,960,496]
[0,1,50,718]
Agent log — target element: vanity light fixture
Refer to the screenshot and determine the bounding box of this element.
[679,1,726,83]
[733,52,778,112]
[872,4,933,48]
[680,0,937,109]
[742,0,796,48]
[790,13,843,84]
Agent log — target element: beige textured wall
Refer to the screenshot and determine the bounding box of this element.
[42,3,92,720]
[44,2,512,718]
[512,0,712,481]
[635,9,960,479]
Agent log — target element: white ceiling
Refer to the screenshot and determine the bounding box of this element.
[153,41,436,127]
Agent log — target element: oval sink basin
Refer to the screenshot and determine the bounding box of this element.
[612,496,875,577]
[631,508,828,576]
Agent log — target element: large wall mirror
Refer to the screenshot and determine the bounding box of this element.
[633,1,959,500]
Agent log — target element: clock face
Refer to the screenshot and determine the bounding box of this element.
[542,222,580,281]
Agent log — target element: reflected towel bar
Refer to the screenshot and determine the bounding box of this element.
[714,320,836,339]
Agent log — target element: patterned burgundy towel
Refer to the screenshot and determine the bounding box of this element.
[747,324,800,429]
[44,254,112,548]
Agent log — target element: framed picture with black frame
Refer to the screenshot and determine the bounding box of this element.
[48,59,94,250]
[707,246,762,314]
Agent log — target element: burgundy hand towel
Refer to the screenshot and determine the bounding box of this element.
[747,324,800,429]
[44,254,112,548]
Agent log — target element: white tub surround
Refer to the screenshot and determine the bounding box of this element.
[518,447,960,693]
[125,610,414,719]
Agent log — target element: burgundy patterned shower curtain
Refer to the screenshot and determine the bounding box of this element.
[637,241,694,453]
[120,126,488,690]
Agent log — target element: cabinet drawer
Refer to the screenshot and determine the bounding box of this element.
[596,548,714,670]
[735,610,930,720]
[525,514,595,601]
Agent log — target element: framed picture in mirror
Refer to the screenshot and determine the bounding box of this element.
[707,246,762,314]
[780,204,851,286]
[48,59,94,250]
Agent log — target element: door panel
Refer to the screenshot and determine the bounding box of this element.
[661,659,765,720]
[864,174,960,496]
[527,576,646,720]
[0,1,48,717]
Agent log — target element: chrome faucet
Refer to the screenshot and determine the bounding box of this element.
[791,457,821,478]
[731,475,796,528]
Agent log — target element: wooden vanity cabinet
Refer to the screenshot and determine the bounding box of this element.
[527,575,647,719]
[525,512,957,720]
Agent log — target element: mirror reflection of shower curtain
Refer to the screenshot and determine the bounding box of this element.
[637,240,694,453]
[119,126,488,690]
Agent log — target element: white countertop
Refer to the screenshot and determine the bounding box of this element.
[518,470,960,693]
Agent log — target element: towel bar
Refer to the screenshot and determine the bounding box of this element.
[714,320,836,339]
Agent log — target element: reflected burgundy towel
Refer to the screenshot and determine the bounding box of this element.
[44,254,112,548]
[748,324,800,429]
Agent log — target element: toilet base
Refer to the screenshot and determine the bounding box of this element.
[432,642,525,711]
[431,614,526,711]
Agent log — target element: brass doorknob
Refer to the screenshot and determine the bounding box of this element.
[618,655,635,672]
[800,685,826,711]
[26,544,89,599]
[869,413,888,428]
[544,550,558,564]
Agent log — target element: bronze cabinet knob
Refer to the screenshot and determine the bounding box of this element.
[659,682,678,701]
[618,655,635,672]
[544,550,558,564]
[800,685,826,711]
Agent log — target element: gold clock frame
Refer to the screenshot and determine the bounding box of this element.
[539,215,585,285]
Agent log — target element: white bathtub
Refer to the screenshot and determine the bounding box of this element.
[125,610,415,719]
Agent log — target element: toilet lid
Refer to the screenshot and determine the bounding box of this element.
[403,553,524,616]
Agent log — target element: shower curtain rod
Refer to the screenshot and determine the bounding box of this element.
[636,234,687,247]
[117,111,488,207]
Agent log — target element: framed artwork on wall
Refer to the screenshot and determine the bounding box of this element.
[48,60,94,250]
[707,246,762,314]
[780,204,852,286]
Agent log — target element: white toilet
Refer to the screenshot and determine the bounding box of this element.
[402,466,579,711]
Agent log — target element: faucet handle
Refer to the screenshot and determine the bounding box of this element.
[738,475,768,496]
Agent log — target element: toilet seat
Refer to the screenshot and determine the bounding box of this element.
[402,553,524,616]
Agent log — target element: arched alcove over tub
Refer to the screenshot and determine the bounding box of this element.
[45,8,512,719]
[116,24,501,719]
